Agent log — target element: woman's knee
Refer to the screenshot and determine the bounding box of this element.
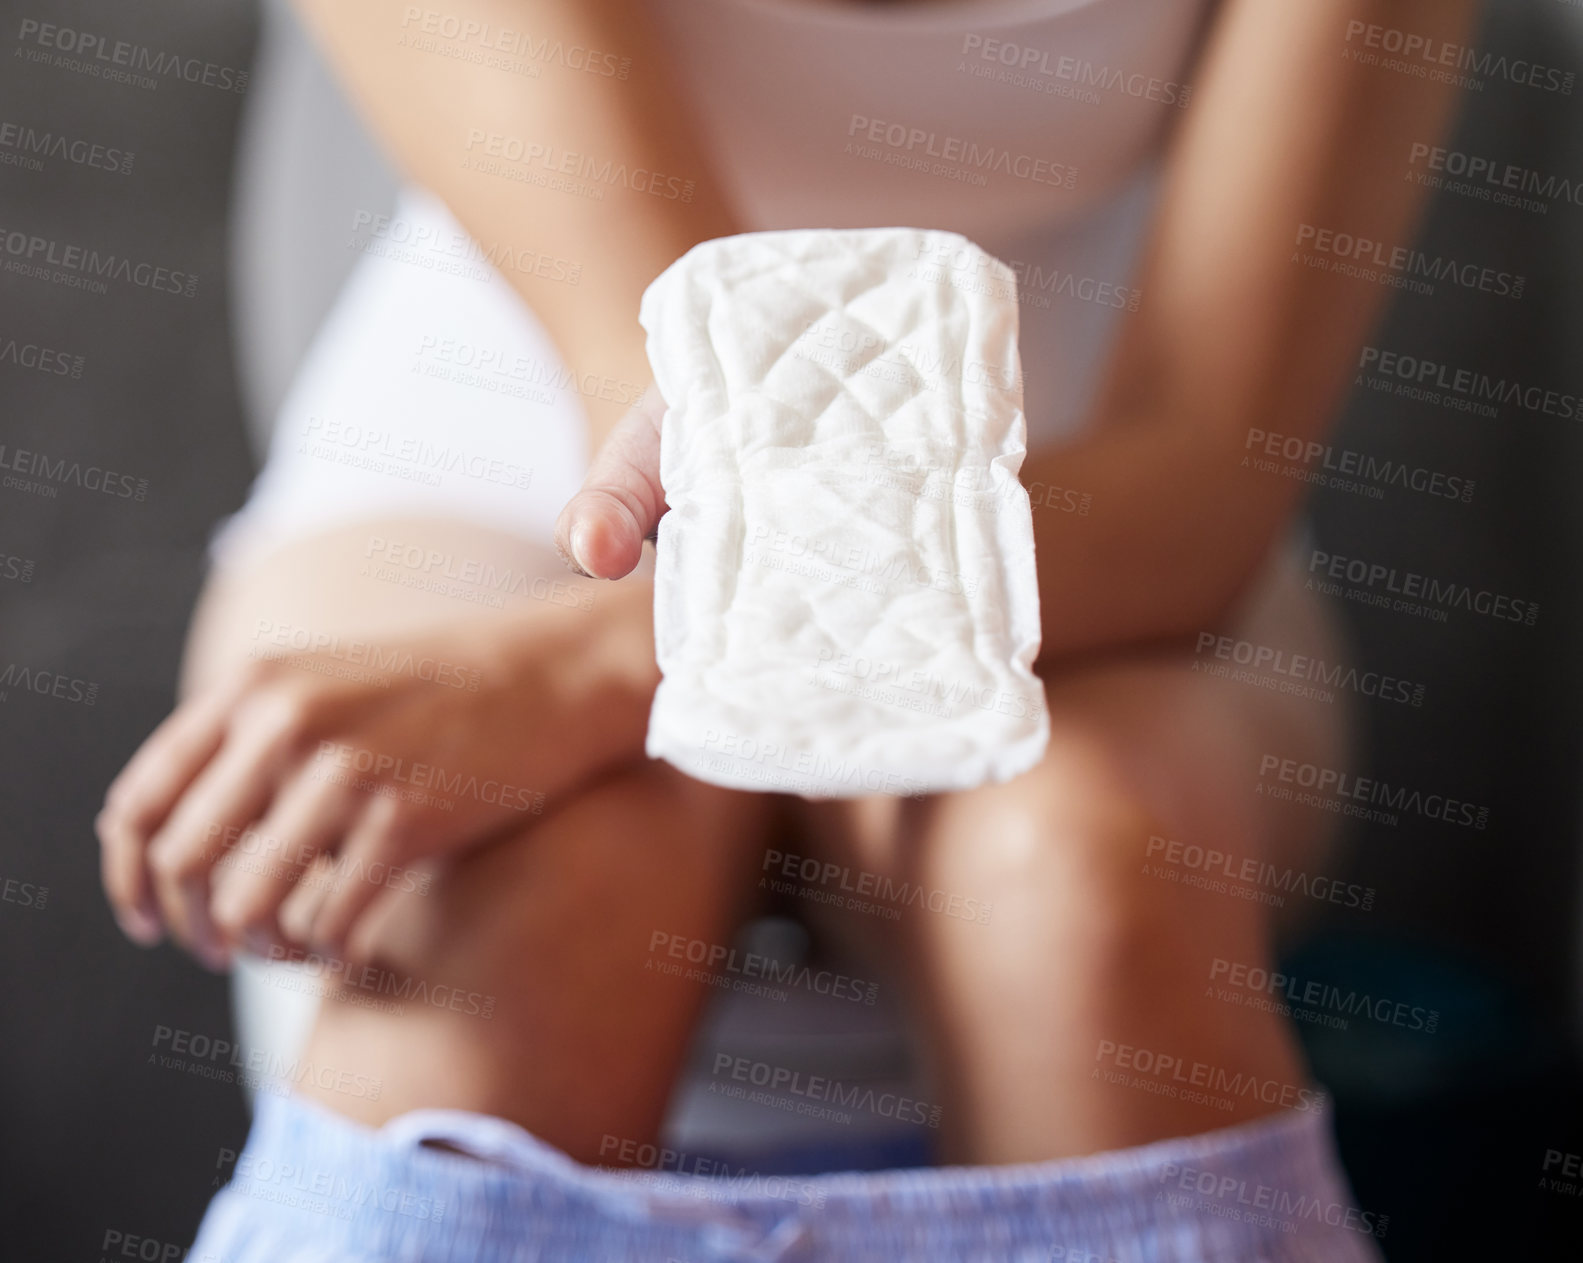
[914,705,1269,975]
[345,759,770,976]
[926,708,1167,884]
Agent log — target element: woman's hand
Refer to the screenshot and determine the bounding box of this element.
[97,585,657,969]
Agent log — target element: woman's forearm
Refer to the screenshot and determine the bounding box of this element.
[181,520,660,768]
[289,0,740,443]
[1023,420,1286,663]
[1030,0,1480,662]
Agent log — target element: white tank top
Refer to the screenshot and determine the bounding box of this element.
[218,0,1219,571]
[650,0,1215,441]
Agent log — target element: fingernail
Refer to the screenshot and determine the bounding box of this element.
[569,521,596,577]
[117,909,163,947]
[241,928,275,959]
[556,533,591,579]
[199,941,232,973]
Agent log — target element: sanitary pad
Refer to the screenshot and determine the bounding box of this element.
[639,228,1049,798]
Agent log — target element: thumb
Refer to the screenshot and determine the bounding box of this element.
[555,385,667,580]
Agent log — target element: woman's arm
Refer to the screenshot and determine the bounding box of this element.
[288,0,739,444]
[552,0,1484,669]
[1022,0,1481,662]
[100,519,659,963]
[102,0,729,961]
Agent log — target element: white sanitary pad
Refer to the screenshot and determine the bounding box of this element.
[640,228,1049,798]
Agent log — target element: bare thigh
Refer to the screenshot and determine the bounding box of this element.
[789,546,1352,1162]
[292,757,784,1164]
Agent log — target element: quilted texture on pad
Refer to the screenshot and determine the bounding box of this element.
[640,228,1049,798]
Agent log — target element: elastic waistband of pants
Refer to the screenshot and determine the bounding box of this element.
[203,1090,1383,1262]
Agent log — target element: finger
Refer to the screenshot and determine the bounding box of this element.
[99,808,164,946]
[554,385,667,580]
[102,668,259,828]
[210,772,358,960]
[278,853,341,947]
[342,866,428,968]
[146,716,297,970]
[98,693,235,939]
[307,791,418,960]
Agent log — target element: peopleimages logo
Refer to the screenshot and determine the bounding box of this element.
[597,1135,829,1210]
[208,822,434,897]
[14,18,249,93]
[1,876,48,911]
[1307,549,1539,627]
[1258,754,1490,831]
[250,619,483,690]
[99,1231,185,1263]
[1407,142,1583,212]
[1343,20,1575,94]
[646,930,879,1005]
[958,33,1192,107]
[1359,346,1583,421]
[363,535,596,611]
[350,209,583,287]
[398,7,631,79]
[701,730,929,798]
[1208,959,1440,1034]
[0,121,133,175]
[1155,1163,1389,1240]
[761,848,993,925]
[1093,1040,1327,1114]
[0,223,198,297]
[0,553,34,584]
[792,323,1021,398]
[808,647,1034,720]
[1294,223,1523,299]
[744,520,983,599]
[263,943,496,1020]
[1540,1148,1583,1198]
[1243,428,1475,504]
[150,1025,381,1100]
[412,334,644,408]
[711,1053,943,1128]
[0,661,97,706]
[1144,834,1376,911]
[910,237,1142,312]
[845,114,1077,189]
[314,740,545,814]
[301,414,533,491]
[462,130,696,202]
[215,1148,445,1223]
[1193,632,1425,707]
[0,444,149,501]
[0,334,83,379]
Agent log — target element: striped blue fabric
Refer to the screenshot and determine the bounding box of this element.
[191,1092,1385,1262]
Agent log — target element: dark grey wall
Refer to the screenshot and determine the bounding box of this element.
[1311,0,1583,1010]
[0,1,258,1257]
[1292,2,1583,1254]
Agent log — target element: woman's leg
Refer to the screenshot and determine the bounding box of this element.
[176,512,782,1166]
[796,550,1350,1164]
[286,759,779,1165]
